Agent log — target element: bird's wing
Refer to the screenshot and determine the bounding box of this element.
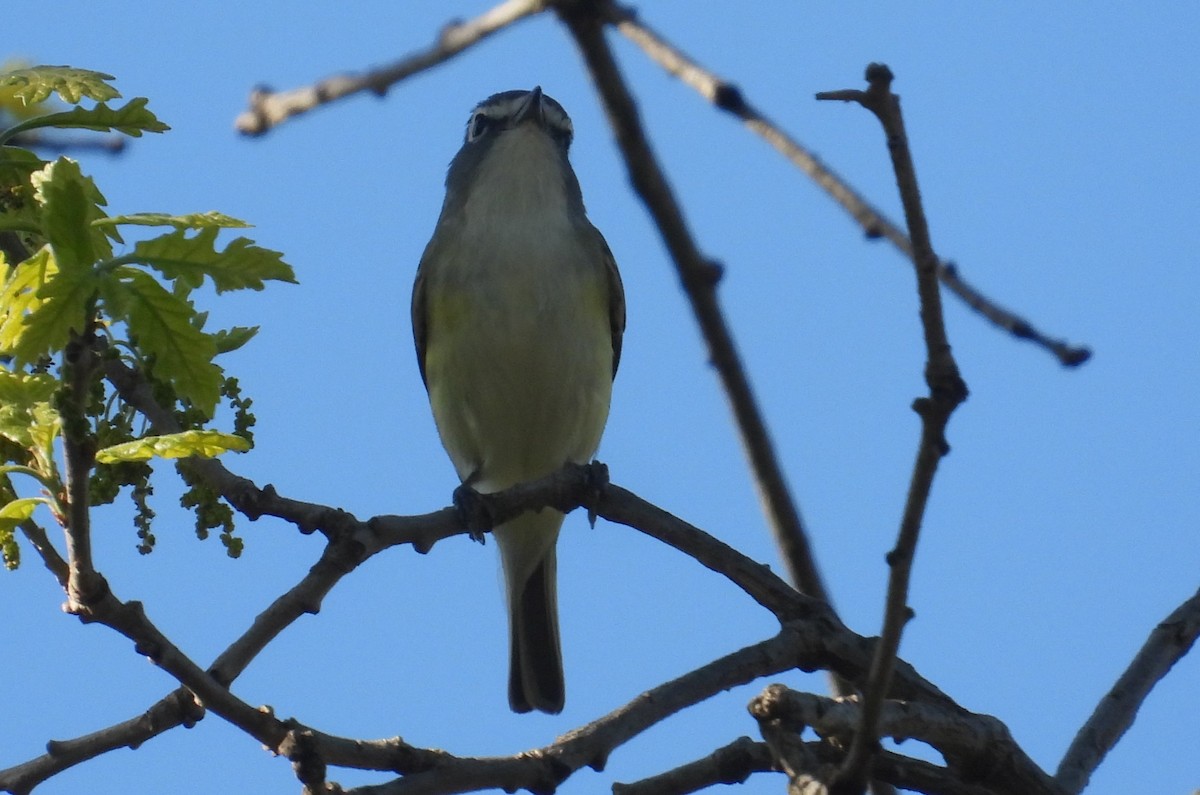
[589,225,626,378]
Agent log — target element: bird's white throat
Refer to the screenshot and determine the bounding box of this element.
[462,126,572,233]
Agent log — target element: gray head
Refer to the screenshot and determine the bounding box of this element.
[442,87,585,216]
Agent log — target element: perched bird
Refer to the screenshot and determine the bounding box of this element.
[411,88,625,714]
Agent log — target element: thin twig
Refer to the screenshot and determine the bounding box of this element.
[234,0,547,136]
[0,463,68,584]
[556,1,827,613]
[18,517,68,586]
[602,0,1090,368]
[9,130,127,155]
[1055,586,1200,794]
[817,64,969,795]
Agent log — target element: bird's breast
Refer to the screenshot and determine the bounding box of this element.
[422,214,614,489]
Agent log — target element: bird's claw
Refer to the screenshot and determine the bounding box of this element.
[453,484,493,543]
[583,460,609,528]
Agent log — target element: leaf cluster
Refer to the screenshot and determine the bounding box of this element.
[0,66,296,567]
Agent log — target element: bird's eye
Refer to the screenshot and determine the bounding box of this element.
[467,112,494,142]
[548,118,574,147]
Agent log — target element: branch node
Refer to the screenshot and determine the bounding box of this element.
[281,726,328,790]
[702,258,726,286]
[1061,347,1093,367]
[62,572,110,617]
[133,638,164,664]
[713,82,746,114]
[244,483,276,522]
[864,62,895,89]
[169,689,206,729]
[208,664,232,688]
[240,86,275,138]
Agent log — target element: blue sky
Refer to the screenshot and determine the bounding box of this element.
[3,3,1198,794]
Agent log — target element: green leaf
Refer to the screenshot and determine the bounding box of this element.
[129,227,296,293]
[95,430,250,463]
[0,370,60,450]
[0,495,51,568]
[213,325,259,354]
[0,246,102,363]
[108,269,221,416]
[31,157,112,270]
[0,99,170,145]
[99,211,250,230]
[0,66,120,106]
[28,403,61,464]
[0,143,45,171]
[0,496,47,524]
[7,260,101,364]
[0,247,55,352]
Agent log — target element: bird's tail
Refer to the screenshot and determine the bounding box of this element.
[495,509,565,714]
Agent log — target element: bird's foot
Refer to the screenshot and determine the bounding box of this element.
[453,483,494,543]
[582,460,610,528]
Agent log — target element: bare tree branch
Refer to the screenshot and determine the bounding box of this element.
[0,690,203,795]
[751,686,1061,795]
[17,517,68,585]
[813,64,969,795]
[602,0,1090,368]
[333,618,956,795]
[233,0,547,136]
[2,440,967,794]
[754,713,1006,795]
[3,7,1128,792]
[72,583,292,750]
[1055,585,1200,794]
[556,0,827,624]
[612,736,775,794]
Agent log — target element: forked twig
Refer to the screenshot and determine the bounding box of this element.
[601,0,1090,368]
[816,64,969,794]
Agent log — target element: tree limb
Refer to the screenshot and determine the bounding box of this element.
[2,453,968,793]
[1055,585,1200,794]
[752,686,1061,795]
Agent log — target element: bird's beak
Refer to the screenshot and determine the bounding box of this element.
[513,86,545,127]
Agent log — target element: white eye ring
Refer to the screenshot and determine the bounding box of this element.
[467,112,494,143]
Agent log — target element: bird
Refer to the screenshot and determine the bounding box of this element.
[411,87,625,714]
